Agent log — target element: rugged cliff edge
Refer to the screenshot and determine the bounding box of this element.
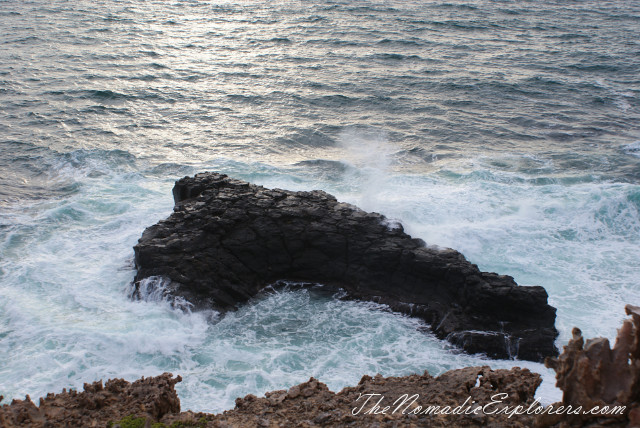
[0,368,543,427]
[133,172,557,362]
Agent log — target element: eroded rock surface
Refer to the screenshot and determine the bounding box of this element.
[541,304,640,427]
[178,367,543,428]
[0,368,543,428]
[133,172,558,361]
[0,373,180,427]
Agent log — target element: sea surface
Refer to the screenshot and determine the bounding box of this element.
[1,0,639,412]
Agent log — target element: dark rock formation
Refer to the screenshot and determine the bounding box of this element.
[133,172,558,361]
[540,304,640,427]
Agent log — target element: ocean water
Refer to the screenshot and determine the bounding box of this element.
[1,0,639,412]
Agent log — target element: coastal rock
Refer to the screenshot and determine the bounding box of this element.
[176,367,542,428]
[0,373,181,427]
[540,304,640,427]
[133,172,558,361]
[0,368,543,428]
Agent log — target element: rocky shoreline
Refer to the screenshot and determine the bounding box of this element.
[133,172,558,361]
[0,368,541,428]
[2,305,639,427]
[4,173,636,427]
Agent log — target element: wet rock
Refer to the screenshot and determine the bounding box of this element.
[133,172,558,361]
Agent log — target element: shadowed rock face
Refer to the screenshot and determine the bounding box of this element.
[133,172,558,362]
[541,304,640,427]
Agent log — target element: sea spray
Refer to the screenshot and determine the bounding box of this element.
[337,127,395,211]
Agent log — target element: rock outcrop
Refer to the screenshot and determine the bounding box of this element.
[200,366,542,428]
[133,172,558,361]
[540,304,640,427]
[0,373,181,427]
[0,367,544,428]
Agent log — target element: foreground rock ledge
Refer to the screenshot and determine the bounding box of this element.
[133,172,558,361]
[0,367,543,427]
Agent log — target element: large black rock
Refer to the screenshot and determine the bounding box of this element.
[134,172,558,362]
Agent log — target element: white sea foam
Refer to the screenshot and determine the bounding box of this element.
[2,152,639,413]
[129,276,196,313]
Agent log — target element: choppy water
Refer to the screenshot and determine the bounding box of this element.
[1,0,639,412]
